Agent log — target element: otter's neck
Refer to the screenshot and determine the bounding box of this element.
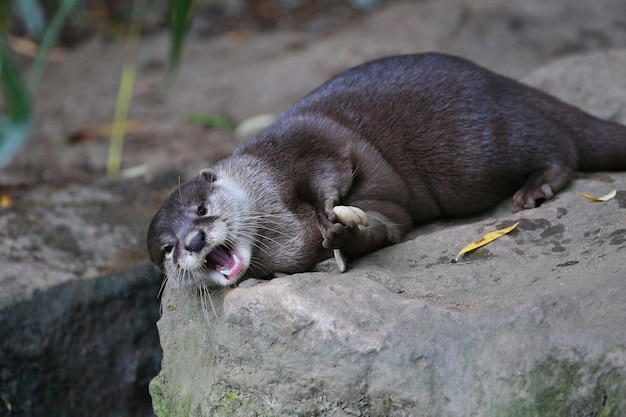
[215,155,284,214]
[215,155,315,275]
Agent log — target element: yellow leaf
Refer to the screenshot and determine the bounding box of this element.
[455,221,520,262]
[576,188,617,202]
[7,35,66,62]
[95,120,145,137]
[0,194,12,208]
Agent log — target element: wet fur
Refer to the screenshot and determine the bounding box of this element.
[147,52,626,289]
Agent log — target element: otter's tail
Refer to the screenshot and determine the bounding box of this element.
[530,90,626,172]
[567,108,626,171]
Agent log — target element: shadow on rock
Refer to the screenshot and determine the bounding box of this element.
[0,263,163,417]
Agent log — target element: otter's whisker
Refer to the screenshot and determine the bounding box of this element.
[197,285,219,329]
[157,274,169,300]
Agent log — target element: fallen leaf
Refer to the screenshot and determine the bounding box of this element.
[66,120,145,144]
[95,120,145,136]
[0,193,12,208]
[66,128,99,144]
[576,189,617,202]
[7,35,66,62]
[455,221,520,262]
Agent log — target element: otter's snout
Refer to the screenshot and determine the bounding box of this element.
[185,230,206,253]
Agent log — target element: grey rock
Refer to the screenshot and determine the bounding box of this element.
[0,176,176,416]
[522,49,626,121]
[0,264,163,417]
[151,50,626,416]
[0,178,169,304]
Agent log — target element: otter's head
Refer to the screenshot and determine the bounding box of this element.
[146,168,254,289]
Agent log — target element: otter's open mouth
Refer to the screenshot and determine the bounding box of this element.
[204,246,245,280]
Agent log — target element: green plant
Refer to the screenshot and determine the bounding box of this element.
[107,0,195,178]
[0,0,195,173]
[0,40,31,169]
[0,0,80,170]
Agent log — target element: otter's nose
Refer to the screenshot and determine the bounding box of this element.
[185,231,206,253]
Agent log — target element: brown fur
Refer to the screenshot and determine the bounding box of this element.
[147,52,626,288]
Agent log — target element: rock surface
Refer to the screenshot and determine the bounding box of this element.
[0,176,170,417]
[151,50,626,416]
[0,264,162,417]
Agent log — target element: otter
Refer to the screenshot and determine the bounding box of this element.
[147,52,626,289]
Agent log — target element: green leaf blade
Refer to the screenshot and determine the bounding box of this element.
[14,0,47,41]
[167,0,194,79]
[0,41,32,169]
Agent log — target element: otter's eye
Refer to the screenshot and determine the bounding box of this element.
[163,245,173,254]
[197,204,207,216]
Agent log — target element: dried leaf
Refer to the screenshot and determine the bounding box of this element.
[576,189,617,202]
[96,120,145,137]
[7,35,66,62]
[0,193,12,208]
[67,121,145,144]
[455,221,520,262]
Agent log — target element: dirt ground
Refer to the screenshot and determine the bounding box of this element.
[3,0,626,190]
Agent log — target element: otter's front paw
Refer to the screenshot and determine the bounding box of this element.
[322,222,354,250]
[319,205,369,273]
[321,205,369,249]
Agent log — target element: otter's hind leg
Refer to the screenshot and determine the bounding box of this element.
[513,163,574,211]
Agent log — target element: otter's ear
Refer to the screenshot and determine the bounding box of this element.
[197,168,217,182]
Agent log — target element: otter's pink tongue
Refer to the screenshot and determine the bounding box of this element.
[207,247,245,280]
